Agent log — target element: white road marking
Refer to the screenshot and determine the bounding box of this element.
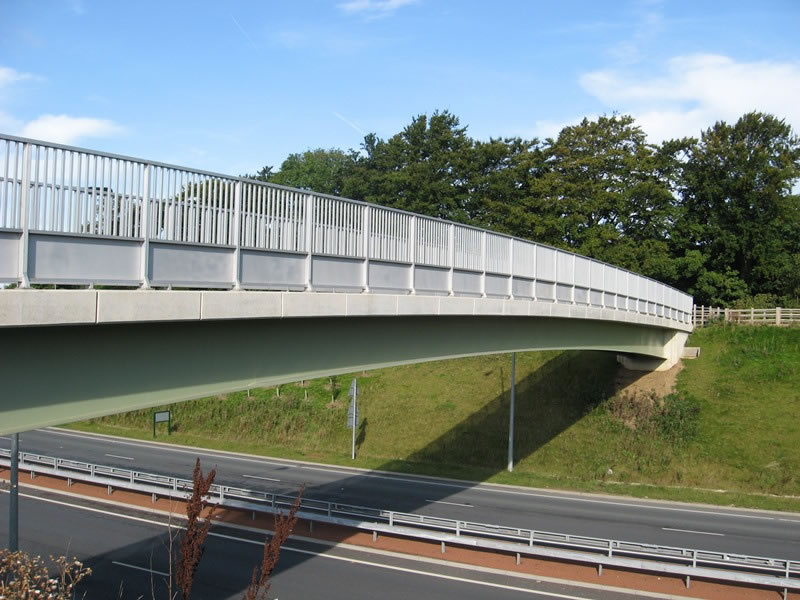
[0,436,10,441]
[243,474,281,482]
[104,453,135,461]
[301,465,359,476]
[425,499,473,508]
[212,531,594,599]
[661,527,724,537]
[11,491,595,599]
[44,429,295,469]
[38,428,782,523]
[112,561,169,577]
[779,518,800,524]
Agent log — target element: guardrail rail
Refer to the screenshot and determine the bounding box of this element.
[693,306,800,327]
[1,449,797,597]
[0,134,692,329]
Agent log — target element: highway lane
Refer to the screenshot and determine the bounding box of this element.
[3,428,799,561]
[0,489,638,600]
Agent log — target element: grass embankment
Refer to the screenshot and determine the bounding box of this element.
[66,325,800,512]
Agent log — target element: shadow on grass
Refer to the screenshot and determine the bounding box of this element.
[36,351,655,597]
[295,350,637,514]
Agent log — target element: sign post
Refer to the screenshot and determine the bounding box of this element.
[507,352,516,472]
[347,379,359,460]
[9,432,19,551]
[153,410,171,438]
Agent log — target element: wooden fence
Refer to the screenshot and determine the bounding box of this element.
[693,306,800,327]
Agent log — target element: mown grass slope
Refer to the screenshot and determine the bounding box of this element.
[66,324,800,511]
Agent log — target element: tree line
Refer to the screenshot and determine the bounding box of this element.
[247,110,800,307]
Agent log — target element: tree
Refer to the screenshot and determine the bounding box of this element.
[677,112,800,304]
[349,110,474,221]
[270,148,358,197]
[243,165,275,183]
[533,115,683,276]
[466,136,546,236]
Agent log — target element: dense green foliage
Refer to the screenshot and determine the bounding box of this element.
[252,111,800,306]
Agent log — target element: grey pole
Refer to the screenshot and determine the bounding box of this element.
[9,432,19,551]
[351,393,357,460]
[507,353,516,472]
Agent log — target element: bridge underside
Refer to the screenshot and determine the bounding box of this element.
[1,315,684,435]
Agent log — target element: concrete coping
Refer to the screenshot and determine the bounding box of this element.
[0,289,693,333]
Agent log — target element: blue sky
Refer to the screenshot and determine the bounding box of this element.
[2,1,799,176]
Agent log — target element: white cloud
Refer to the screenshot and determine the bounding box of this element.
[0,65,122,144]
[338,0,417,18]
[580,54,800,142]
[21,114,123,144]
[0,66,34,90]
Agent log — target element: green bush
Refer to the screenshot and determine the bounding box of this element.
[605,390,700,447]
[655,393,700,446]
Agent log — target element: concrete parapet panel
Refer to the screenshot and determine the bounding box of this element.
[397,294,439,315]
[97,291,201,323]
[281,292,347,317]
[569,305,588,319]
[586,306,604,320]
[346,294,398,316]
[529,301,551,317]
[0,290,97,326]
[201,291,281,320]
[504,299,529,316]
[474,297,505,315]
[439,296,475,315]
[551,303,571,318]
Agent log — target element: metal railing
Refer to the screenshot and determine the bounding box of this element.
[693,306,800,327]
[0,134,692,328]
[0,449,797,595]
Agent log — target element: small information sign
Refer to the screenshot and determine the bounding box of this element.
[153,410,171,437]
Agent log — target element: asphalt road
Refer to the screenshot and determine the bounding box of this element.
[3,428,799,561]
[0,488,640,600]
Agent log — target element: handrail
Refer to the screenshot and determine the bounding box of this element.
[0,133,693,326]
[1,449,797,594]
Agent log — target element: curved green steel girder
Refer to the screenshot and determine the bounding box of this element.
[0,315,678,435]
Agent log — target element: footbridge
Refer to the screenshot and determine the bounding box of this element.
[0,134,692,435]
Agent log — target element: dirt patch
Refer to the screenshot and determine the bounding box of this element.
[614,361,683,398]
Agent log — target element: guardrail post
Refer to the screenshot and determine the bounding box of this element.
[448,223,455,296]
[409,216,417,294]
[18,143,30,288]
[776,306,782,326]
[508,236,514,299]
[363,204,370,293]
[233,181,243,290]
[140,164,152,288]
[480,231,487,298]
[305,194,314,291]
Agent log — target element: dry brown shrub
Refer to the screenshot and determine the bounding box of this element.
[241,487,304,600]
[0,549,91,599]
